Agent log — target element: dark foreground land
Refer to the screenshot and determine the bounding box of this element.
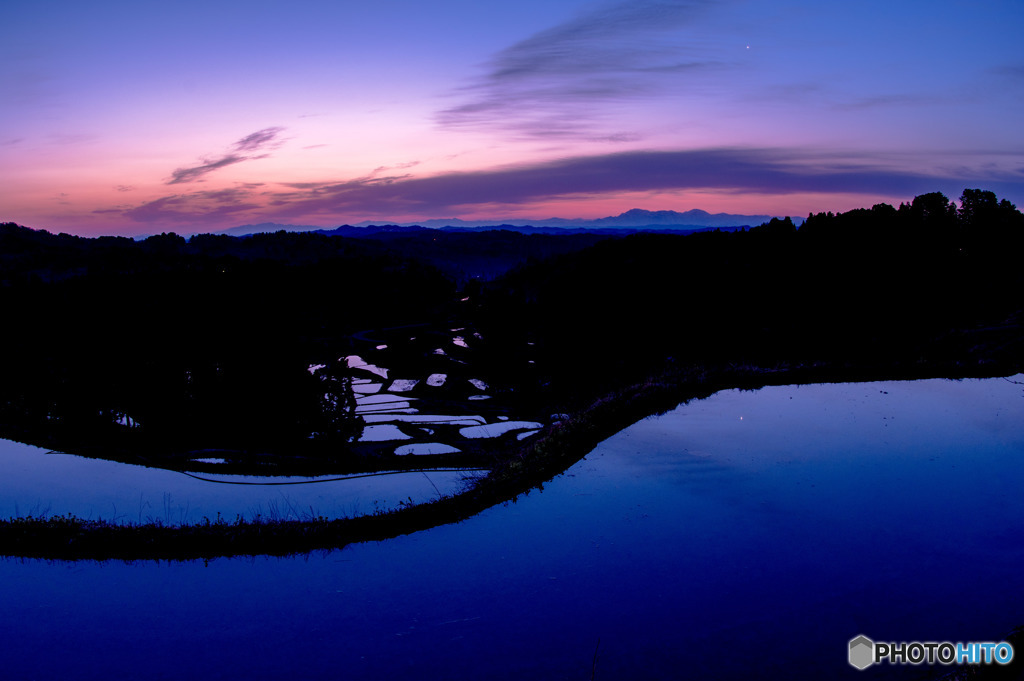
[1,188,1022,560]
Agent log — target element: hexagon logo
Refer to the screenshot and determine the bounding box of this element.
[849,635,875,670]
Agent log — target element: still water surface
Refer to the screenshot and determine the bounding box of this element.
[1,375,1022,680]
[0,445,477,522]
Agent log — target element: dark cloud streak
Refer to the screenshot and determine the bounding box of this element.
[264,148,972,218]
[104,186,262,224]
[437,0,722,138]
[232,126,286,153]
[166,127,285,185]
[112,147,1024,227]
[167,155,247,185]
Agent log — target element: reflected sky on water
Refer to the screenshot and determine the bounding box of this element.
[1,375,1022,680]
[0,443,478,523]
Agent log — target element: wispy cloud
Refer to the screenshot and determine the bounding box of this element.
[437,0,722,139]
[108,147,1024,228]
[168,155,248,185]
[101,186,262,224]
[259,147,993,220]
[232,127,285,153]
[370,161,421,176]
[836,93,944,111]
[166,126,285,185]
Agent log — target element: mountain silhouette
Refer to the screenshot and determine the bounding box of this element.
[224,208,782,237]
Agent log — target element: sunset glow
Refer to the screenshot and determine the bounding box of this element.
[3,0,1022,236]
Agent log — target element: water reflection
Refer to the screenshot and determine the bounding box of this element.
[0,442,481,523]
[0,375,1022,680]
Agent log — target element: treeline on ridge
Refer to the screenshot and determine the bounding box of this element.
[0,228,454,457]
[1,188,1022,460]
[475,189,1024,404]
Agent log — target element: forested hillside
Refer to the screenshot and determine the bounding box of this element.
[476,190,1024,403]
[0,227,454,455]
[1,188,1021,461]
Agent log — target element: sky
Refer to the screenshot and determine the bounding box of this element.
[2,0,1023,236]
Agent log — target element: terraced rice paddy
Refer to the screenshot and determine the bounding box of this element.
[340,328,546,456]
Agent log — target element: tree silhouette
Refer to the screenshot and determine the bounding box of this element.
[958,188,999,226]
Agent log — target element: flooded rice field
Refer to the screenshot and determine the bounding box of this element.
[2,375,1022,679]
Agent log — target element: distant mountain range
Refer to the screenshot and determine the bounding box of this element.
[355,208,780,230]
[217,222,325,237]
[222,208,789,238]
